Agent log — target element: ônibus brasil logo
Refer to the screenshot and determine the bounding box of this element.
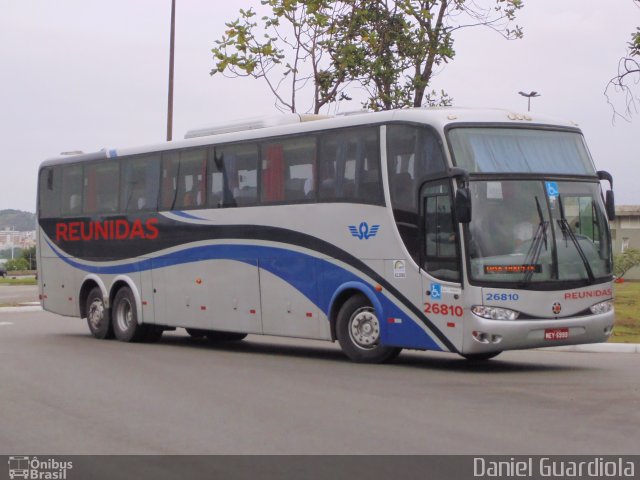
[8,456,73,479]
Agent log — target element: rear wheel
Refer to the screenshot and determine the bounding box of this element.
[86,287,113,339]
[336,294,401,363]
[112,286,148,342]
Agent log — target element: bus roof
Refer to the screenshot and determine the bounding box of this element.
[40,107,581,168]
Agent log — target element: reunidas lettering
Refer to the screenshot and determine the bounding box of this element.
[55,218,159,242]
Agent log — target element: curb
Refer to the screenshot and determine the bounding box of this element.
[0,305,43,313]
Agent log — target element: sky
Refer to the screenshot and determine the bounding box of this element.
[1,0,639,213]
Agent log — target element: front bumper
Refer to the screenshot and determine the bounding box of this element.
[461,310,615,355]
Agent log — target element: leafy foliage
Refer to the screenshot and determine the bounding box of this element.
[605,0,640,121]
[211,0,524,113]
[614,248,640,279]
[5,257,29,272]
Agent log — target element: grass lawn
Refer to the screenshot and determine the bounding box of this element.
[612,281,640,343]
[0,276,37,286]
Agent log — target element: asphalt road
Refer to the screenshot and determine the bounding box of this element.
[0,284,38,305]
[0,309,639,455]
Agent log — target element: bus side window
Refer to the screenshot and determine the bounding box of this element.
[318,127,383,205]
[174,149,207,210]
[212,143,259,208]
[262,136,316,203]
[83,161,119,214]
[60,165,83,216]
[121,155,160,212]
[38,167,61,218]
[160,153,179,211]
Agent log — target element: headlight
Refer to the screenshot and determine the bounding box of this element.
[472,305,520,321]
[590,300,613,315]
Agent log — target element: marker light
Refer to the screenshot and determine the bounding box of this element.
[472,305,520,321]
[589,300,613,315]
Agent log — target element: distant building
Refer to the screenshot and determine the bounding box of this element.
[610,205,640,280]
[0,228,36,250]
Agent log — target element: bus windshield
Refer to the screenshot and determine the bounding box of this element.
[448,127,596,175]
[466,180,612,285]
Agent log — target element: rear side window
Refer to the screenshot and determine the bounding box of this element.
[38,167,61,218]
[60,165,83,216]
[318,127,383,205]
[261,136,316,203]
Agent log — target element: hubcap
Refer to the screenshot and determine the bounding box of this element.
[348,307,380,350]
[116,298,133,332]
[88,299,104,330]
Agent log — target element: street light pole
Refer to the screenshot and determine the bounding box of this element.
[166,0,176,141]
[518,91,540,112]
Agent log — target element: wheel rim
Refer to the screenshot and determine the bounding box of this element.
[88,298,105,331]
[115,297,133,333]
[348,307,380,350]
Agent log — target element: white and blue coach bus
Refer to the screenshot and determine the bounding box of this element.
[37,108,616,362]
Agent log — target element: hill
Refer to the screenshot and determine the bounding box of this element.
[0,209,36,231]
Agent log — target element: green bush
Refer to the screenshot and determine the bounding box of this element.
[5,258,29,272]
[614,248,640,279]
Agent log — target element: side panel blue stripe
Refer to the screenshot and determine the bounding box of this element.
[46,240,443,351]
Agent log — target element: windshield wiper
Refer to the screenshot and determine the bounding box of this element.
[520,196,549,287]
[557,196,595,284]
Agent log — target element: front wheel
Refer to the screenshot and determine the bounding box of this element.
[336,294,401,363]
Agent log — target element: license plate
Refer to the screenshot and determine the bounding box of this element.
[544,328,569,341]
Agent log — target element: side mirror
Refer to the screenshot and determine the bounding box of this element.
[455,187,472,223]
[605,189,615,220]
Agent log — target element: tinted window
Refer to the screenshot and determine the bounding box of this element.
[318,127,383,204]
[211,143,259,207]
[160,149,207,210]
[83,161,119,214]
[261,136,316,203]
[61,165,83,216]
[38,167,60,218]
[387,125,446,214]
[423,181,460,282]
[121,155,160,212]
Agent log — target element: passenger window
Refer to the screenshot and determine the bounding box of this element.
[60,165,84,216]
[211,143,259,207]
[318,127,383,205]
[82,162,119,214]
[121,155,160,212]
[422,181,460,282]
[160,149,207,210]
[38,167,61,218]
[261,136,316,203]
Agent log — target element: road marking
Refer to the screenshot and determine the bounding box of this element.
[0,322,14,326]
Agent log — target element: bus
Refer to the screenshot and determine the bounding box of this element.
[36,108,616,362]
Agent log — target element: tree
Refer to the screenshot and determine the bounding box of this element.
[614,248,640,279]
[5,258,29,272]
[20,246,36,270]
[211,0,523,113]
[605,0,640,121]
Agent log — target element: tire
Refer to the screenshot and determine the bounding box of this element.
[112,286,147,342]
[461,351,502,361]
[85,287,113,339]
[336,294,402,363]
[206,331,248,342]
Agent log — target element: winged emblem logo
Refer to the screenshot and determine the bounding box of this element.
[348,222,380,240]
